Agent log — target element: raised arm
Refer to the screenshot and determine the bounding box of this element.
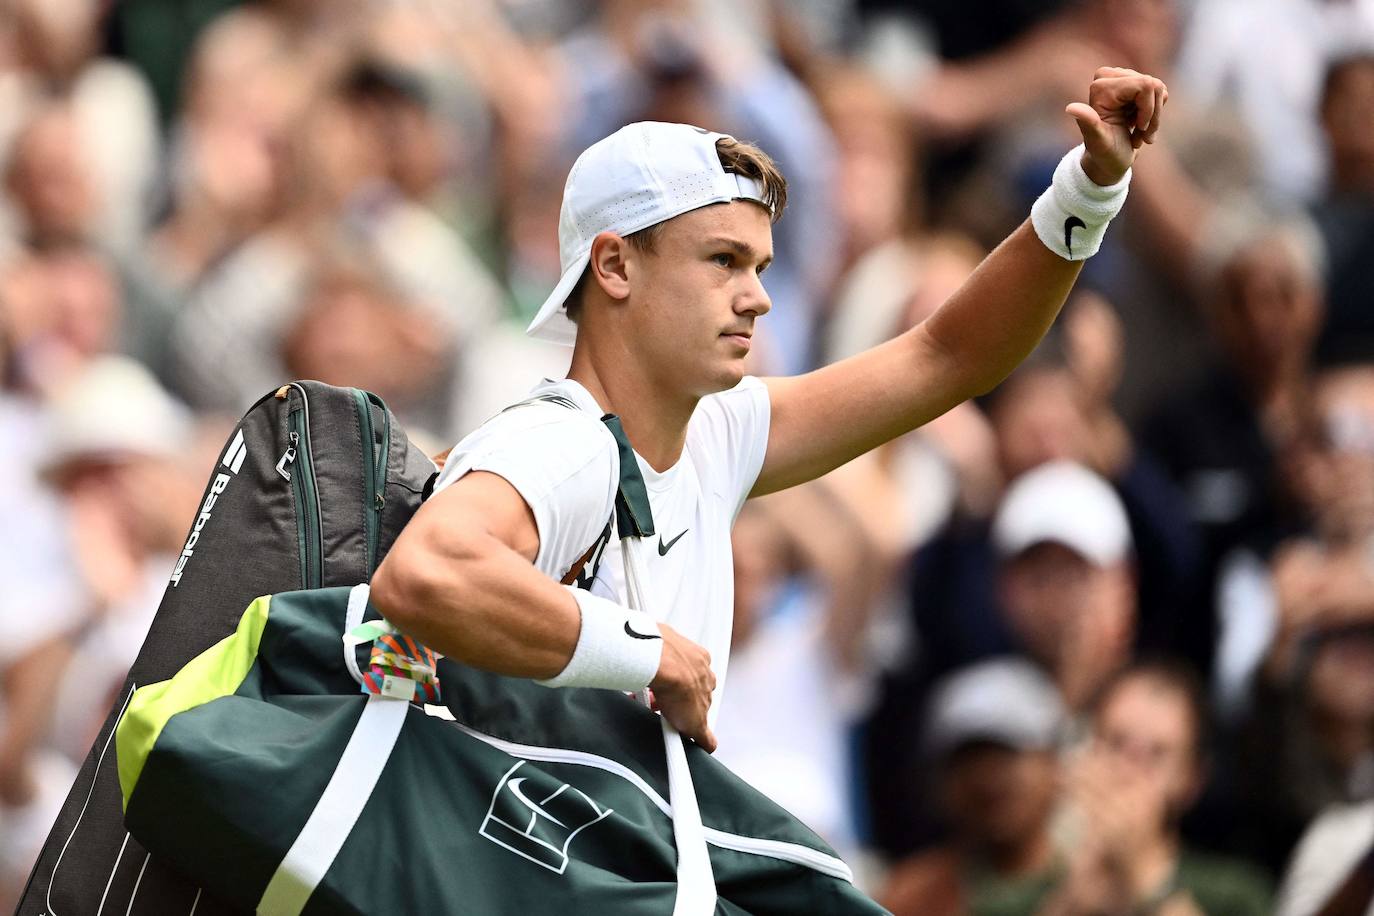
[752,68,1167,497]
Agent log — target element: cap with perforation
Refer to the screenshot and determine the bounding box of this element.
[525,121,771,346]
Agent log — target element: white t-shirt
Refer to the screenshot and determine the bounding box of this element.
[431,376,772,717]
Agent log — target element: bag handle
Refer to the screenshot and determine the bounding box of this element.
[601,417,717,915]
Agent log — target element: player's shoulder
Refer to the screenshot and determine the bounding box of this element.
[478,381,613,445]
[695,375,769,419]
[685,377,771,503]
[435,380,619,496]
[689,375,770,444]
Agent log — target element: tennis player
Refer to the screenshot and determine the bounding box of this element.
[371,66,1168,754]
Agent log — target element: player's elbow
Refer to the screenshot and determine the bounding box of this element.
[369,548,432,635]
[966,368,1008,399]
[370,526,488,634]
[909,321,992,404]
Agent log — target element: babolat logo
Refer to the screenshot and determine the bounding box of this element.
[170,428,246,586]
[221,427,248,475]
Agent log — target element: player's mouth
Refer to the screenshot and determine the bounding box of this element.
[721,330,752,351]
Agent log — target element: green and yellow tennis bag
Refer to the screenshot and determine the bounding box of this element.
[114,584,887,915]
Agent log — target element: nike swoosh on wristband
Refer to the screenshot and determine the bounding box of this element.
[658,530,689,556]
[624,620,662,641]
[1064,215,1086,255]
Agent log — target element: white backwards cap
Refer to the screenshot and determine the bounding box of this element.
[525,121,771,346]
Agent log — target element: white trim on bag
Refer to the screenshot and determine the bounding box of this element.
[124,853,150,916]
[342,583,369,685]
[94,833,130,916]
[420,707,854,884]
[49,682,136,916]
[701,829,853,882]
[257,694,409,916]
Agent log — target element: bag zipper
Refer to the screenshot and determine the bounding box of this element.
[352,389,390,574]
[285,385,323,588]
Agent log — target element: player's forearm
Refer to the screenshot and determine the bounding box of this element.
[371,529,580,680]
[918,220,1084,400]
[920,69,1160,400]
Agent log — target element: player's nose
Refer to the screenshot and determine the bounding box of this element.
[736,273,771,318]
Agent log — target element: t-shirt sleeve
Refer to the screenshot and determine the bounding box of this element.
[431,404,618,580]
[690,375,772,520]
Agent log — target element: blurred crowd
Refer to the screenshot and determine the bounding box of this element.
[2,0,1374,912]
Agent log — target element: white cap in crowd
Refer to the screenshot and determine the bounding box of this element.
[924,657,1067,759]
[991,460,1133,567]
[41,355,193,477]
[526,121,772,346]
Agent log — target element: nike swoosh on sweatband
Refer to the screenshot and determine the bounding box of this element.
[536,586,663,691]
[1030,143,1131,260]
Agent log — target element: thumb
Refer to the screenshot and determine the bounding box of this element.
[697,725,719,754]
[1066,101,1108,148]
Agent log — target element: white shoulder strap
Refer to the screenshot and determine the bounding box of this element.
[616,518,718,914]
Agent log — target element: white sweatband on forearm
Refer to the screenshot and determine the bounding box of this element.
[536,586,664,691]
[1030,144,1131,261]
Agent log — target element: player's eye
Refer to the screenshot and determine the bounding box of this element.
[756,262,769,276]
[712,252,733,268]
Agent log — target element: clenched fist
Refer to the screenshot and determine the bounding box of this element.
[1068,67,1169,186]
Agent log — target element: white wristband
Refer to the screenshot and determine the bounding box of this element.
[536,586,664,691]
[1030,144,1131,261]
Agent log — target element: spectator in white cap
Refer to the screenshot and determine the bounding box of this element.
[881,658,1068,916]
[993,460,1137,710]
[1,355,205,900]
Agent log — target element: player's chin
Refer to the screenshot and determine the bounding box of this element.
[705,360,747,393]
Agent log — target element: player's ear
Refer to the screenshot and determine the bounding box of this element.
[589,232,631,301]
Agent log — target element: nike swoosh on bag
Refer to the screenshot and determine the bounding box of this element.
[658,530,688,556]
[1064,215,1086,255]
[624,621,662,641]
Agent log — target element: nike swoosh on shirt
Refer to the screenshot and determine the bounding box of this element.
[1064,215,1086,255]
[624,621,662,640]
[658,530,689,556]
